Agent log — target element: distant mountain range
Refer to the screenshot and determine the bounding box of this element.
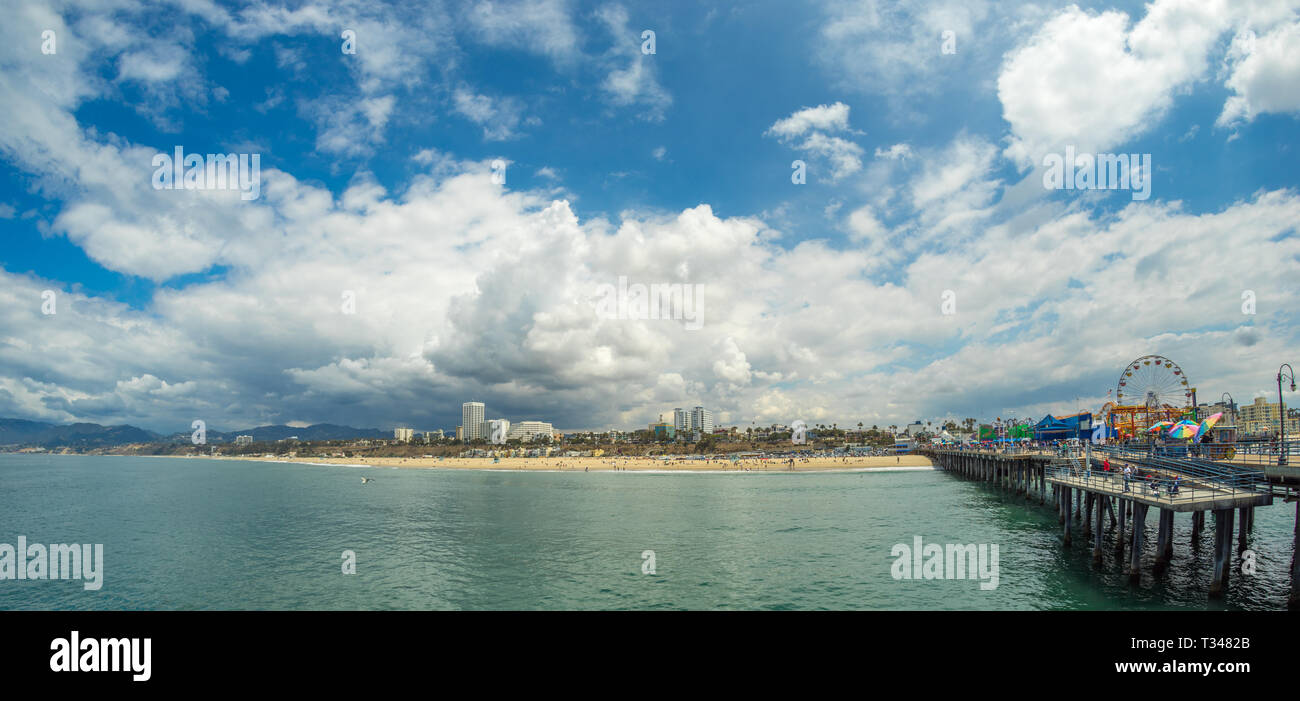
[0,418,390,447]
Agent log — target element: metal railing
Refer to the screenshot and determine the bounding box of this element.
[1065,444,1268,502]
[1044,458,1263,505]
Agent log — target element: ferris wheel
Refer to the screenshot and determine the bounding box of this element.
[1115,355,1192,409]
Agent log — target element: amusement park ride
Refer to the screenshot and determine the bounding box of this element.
[1099,355,1196,441]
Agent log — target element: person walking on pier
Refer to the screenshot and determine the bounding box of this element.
[1123,465,1132,492]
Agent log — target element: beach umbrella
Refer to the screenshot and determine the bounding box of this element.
[1194,412,1223,441]
[1147,420,1174,434]
[1168,420,1198,440]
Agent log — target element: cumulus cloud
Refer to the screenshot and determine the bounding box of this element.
[1218,20,1300,126]
[1000,0,1234,166]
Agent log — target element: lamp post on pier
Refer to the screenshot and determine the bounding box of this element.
[1278,364,1295,466]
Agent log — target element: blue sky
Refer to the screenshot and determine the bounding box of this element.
[2,0,1298,433]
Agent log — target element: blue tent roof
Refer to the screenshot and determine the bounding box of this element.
[1035,415,1072,431]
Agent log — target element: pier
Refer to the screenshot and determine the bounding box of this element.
[920,445,1300,609]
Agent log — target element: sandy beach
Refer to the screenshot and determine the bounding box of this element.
[201,454,935,472]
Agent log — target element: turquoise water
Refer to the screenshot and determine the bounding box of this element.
[0,454,1294,610]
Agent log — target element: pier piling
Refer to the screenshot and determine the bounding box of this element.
[1210,508,1235,597]
[1129,503,1147,583]
[1238,506,1250,554]
[1093,495,1105,566]
[1063,487,1072,546]
[1115,497,1126,556]
[1154,509,1173,572]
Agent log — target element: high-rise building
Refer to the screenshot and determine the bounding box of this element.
[394,427,414,443]
[234,435,253,446]
[462,402,485,440]
[691,406,714,434]
[673,408,689,434]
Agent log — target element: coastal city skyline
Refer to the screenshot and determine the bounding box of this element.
[2,2,1297,439]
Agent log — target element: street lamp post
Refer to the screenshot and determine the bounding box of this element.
[1278,364,1295,466]
[1221,392,1235,426]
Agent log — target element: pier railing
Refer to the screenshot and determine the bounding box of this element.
[1044,458,1264,505]
[1085,445,1267,497]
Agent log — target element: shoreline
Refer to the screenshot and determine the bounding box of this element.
[126,453,936,473]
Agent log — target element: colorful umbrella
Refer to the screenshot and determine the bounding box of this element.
[1194,412,1223,441]
[1168,420,1198,440]
[1147,420,1174,433]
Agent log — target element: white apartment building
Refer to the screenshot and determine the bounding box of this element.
[234,435,253,446]
[462,402,485,440]
[394,427,414,443]
[691,406,714,434]
[671,405,714,439]
[507,421,555,442]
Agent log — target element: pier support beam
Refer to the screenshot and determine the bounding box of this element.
[1115,497,1126,556]
[1154,509,1173,572]
[1238,506,1250,554]
[1290,501,1299,611]
[1191,511,1203,544]
[1093,495,1105,566]
[1210,508,1235,597]
[1083,493,1094,540]
[1063,487,1072,546]
[1129,503,1147,583]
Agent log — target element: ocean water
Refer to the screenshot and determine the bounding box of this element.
[0,454,1294,610]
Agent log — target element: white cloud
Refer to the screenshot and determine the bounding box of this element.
[1218,20,1300,126]
[595,3,671,120]
[452,87,527,141]
[1000,0,1234,166]
[874,143,913,160]
[765,102,864,181]
[766,102,853,139]
[462,0,581,65]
